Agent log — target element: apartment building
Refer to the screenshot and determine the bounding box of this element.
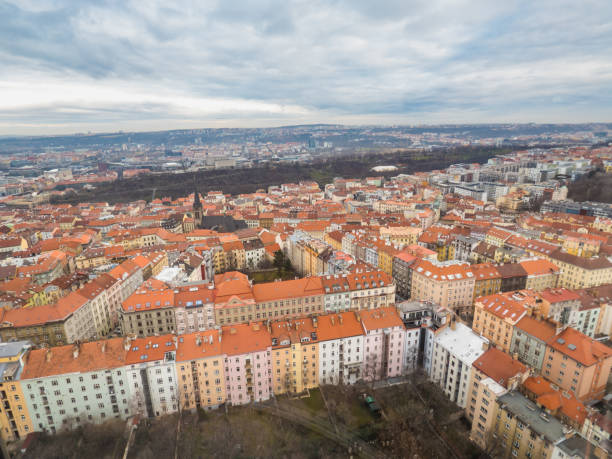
[466,348,529,449]
[173,284,215,334]
[270,318,319,395]
[539,288,581,329]
[360,307,405,381]
[549,250,612,290]
[120,280,177,337]
[175,330,226,411]
[471,263,502,299]
[519,258,560,291]
[211,272,254,326]
[0,341,33,442]
[21,339,131,434]
[510,316,557,371]
[424,321,488,408]
[0,291,96,346]
[221,323,272,406]
[317,311,364,385]
[392,252,417,299]
[124,335,178,418]
[497,263,528,292]
[522,376,587,429]
[493,391,566,459]
[254,277,325,321]
[473,294,528,353]
[108,259,144,304]
[320,270,395,313]
[542,327,612,401]
[410,259,475,311]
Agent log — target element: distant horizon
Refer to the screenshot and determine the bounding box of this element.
[2,1,612,136]
[1,120,612,139]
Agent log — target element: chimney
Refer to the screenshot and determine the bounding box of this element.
[331,316,335,326]
[218,328,223,343]
[101,342,106,353]
[123,336,132,351]
[482,341,489,351]
[45,349,53,362]
[196,335,202,346]
[72,344,80,359]
[338,314,343,324]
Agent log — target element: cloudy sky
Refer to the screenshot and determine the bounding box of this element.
[1,0,611,135]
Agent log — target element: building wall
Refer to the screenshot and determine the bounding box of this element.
[224,350,271,405]
[176,356,226,411]
[23,368,131,434]
[0,381,33,442]
[509,331,547,372]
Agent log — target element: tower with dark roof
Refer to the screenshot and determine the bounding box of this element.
[193,187,202,228]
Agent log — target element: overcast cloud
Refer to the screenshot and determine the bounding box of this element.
[1,0,611,135]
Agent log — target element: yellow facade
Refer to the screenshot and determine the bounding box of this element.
[377,248,394,277]
[272,341,319,395]
[562,237,599,258]
[0,343,33,442]
[176,355,226,411]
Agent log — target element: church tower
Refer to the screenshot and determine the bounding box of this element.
[193,187,202,228]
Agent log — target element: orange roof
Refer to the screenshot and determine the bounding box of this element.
[519,259,560,276]
[0,291,88,327]
[515,316,557,342]
[470,263,501,280]
[476,294,527,322]
[253,277,323,302]
[176,330,223,362]
[214,272,253,303]
[359,307,404,331]
[270,317,317,347]
[539,288,581,304]
[412,259,474,282]
[523,376,587,424]
[472,348,527,388]
[547,327,612,366]
[125,334,177,364]
[220,322,271,356]
[21,338,128,379]
[315,311,364,341]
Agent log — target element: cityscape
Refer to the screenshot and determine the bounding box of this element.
[2,1,612,458]
[0,131,609,457]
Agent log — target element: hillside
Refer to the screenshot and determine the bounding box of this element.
[50,145,512,204]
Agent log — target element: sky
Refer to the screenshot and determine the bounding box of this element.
[1,0,612,135]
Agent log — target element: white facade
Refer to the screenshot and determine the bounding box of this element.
[318,335,364,385]
[125,337,179,417]
[424,322,487,408]
[23,364,131,434]
[403,328,421,373]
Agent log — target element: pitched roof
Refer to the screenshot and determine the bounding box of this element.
[176,330,223,362]
[125,335,177,364]
[515,316,557,342]
[314,311,364,341]
[220,322,271,356]
[21,338,128,379]
[547,327,612,366]
[476,293,527,322]
[472,347,527,388]
[253,277,323,302]
[359,307,404,331]
[519,259,560,276]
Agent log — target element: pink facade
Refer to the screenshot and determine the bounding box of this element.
[224,350,271,405]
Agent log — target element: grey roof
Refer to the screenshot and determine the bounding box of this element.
[498,391,567,443]
[555,433,598,459]
[0,340,31,359]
